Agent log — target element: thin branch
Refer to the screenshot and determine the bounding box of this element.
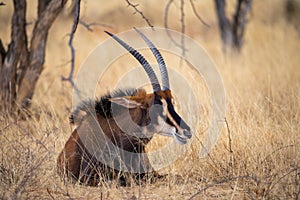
[189,175,260,200]
[224,118,232,153]
[164,0,174,38]
[225,117,234,169]
[189,0,210,27]
[267,167,300,195]
[191,125,222,173]
[296,168,300,200]
[61,0,81,95]
[79,20,112,32]
[164,0,187,54]
[180,0,186,56]
[125,0,154,29]
[6,121,54,154]
[46,188,55,200]
[260,144,298,164]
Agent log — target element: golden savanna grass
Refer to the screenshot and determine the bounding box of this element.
[1,0,299,199]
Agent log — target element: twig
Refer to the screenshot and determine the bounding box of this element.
[260,144,298,164]
[79,20,112,32]
[266,167,300,196]
[225,117,234,169]
[180,0,186,56]
[200,140,223,173]
[46,188,55,200]
[8,121,54,154]
[125,0,154,29]
[164,0,187,55]
[296,168,300,200]
[191,126,222,173]
[189,0,210,27]
[189,175,259,200]
[61,0,81,95]
[224,118,232,152]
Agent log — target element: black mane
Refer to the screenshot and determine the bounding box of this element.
[70,88,138,124]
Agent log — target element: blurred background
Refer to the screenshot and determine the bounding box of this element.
[0,0,299,199]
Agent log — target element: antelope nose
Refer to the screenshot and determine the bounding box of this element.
[183,130,192,139]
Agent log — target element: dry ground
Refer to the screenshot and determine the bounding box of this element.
[0,0,300,199]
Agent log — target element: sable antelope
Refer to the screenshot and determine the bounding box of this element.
[57,28,192,186]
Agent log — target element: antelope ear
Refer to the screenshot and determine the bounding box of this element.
[108,97,141,108]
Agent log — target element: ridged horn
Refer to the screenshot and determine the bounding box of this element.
[134,28,170,90]
[104,31,161,92]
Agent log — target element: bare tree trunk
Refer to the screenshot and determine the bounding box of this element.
[38,0,52,18]
[0,0,27,113]
[215,0,233,49]
[232,0,252,50]
[16,0,67,109]
[0,0,67,115]
[214,0,252,52]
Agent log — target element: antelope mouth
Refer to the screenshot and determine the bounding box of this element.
[159,129,192,145]
[172,129,192,144]
[157,118,192,144]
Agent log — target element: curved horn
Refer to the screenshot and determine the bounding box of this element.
[134,28,170,90]
[105,31,161,92]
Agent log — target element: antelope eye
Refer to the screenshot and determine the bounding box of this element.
[154,96,163,105]
[140,105,148,109]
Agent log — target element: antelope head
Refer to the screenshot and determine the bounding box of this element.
[105,29,192,144]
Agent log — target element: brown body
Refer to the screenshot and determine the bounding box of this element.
[57,89,160,186]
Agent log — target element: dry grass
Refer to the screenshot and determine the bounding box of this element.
[1,0,300,199]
